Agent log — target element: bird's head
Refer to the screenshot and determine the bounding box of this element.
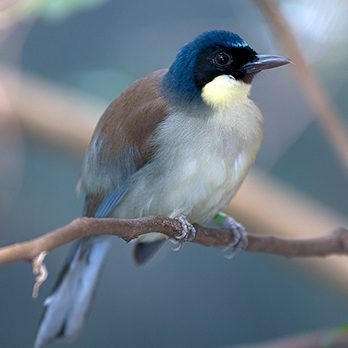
[161,30,290,110]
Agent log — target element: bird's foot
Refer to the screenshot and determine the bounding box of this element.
[221,216,248,259]
[170,215,196,251]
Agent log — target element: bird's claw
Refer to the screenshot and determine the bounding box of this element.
[221,216,248,259]
[170,215,196,251]
[176,215,196,242]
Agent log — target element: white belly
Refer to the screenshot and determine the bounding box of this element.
[113,100,263,225]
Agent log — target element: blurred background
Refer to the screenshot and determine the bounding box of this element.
[0,0,348,347]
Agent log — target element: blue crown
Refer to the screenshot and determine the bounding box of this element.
[161,30,249,107]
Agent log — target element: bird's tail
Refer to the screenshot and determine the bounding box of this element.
[34,236,112,348]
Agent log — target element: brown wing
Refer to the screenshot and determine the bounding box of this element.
[81,69,168,217]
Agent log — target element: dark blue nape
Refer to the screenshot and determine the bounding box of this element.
[161,30,249,107]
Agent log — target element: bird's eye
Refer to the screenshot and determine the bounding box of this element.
[213,52,232,66]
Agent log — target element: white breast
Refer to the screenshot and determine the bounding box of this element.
[114,99,263,224]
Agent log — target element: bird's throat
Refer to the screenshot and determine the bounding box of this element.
[201,75,251,109]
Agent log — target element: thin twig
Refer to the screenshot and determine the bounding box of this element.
[0,216,346,267]
[32,251,47,298]
[256,0,348,173]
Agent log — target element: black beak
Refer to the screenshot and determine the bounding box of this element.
[242,54,291,75]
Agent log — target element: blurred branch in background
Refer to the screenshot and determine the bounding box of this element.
[0,68,24,216]
[256,0,348,174]
[229,167,348,295]
[0,65,104,153]
[234,326,348,348]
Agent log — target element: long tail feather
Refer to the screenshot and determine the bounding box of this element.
[34,237,111,348]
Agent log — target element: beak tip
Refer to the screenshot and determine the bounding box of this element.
[241,54,292,75]
[282,57,293,65]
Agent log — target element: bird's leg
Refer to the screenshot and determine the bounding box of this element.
[170,215,196,251]
[214,212,248,259]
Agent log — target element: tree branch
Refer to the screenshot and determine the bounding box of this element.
[0,216,346,297]
[0,216,347,267]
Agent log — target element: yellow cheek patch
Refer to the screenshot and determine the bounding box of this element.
[201,75,251,109]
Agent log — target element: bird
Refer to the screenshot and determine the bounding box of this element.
[34,30,290,347]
